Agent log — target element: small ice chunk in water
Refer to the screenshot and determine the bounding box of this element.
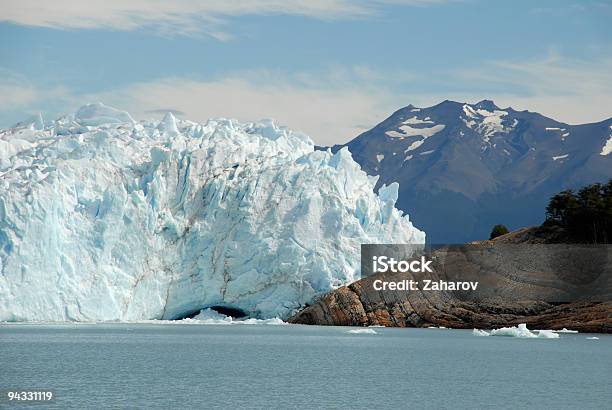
[192,308,233,323]
[472,329,490,336]
[143,309,286,325]
[535,329,559,339]
[552,328,578,334]
[347,328,377,334]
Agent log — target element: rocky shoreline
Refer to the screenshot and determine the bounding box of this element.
[288,285,611,333]
[289,228,612,333]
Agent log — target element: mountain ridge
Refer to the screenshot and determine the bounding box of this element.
[327,99,612,243]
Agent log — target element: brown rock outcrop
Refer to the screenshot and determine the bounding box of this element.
[289,233,612,333]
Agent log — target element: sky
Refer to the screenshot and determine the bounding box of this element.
[1,0,611,145]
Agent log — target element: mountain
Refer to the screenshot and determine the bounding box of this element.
[330,100,612,243]
[0,103,424,322]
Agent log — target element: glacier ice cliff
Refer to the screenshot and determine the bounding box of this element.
[0,103,424,321]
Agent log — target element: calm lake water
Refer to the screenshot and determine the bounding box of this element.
[1,323,610,409]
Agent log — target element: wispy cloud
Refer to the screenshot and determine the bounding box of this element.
[87,72,397,145]
[449,52,612,124]
[144,108,186,116]
[0,71,72,113]
[2,53,610,143]
[0,0,450,39]
[0,67,400,145]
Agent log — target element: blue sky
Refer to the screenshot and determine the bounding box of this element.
[1,0,611,144]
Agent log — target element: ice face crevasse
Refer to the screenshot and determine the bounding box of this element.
[0,103,425,321]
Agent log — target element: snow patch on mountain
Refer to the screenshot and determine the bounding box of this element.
[385,115,445,141]
[552,154,569,161]
[462,104,514,143]
[547,127,570,142]
[384,116,446,156]
[601,127,612,156]
[0,103,425,322]
[397,123,445,139]
[404,116,434,125]
[404,140,424,152]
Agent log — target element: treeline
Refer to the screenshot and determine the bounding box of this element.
[545,180,612,243]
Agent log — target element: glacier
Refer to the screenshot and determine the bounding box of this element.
[0,103,425,321]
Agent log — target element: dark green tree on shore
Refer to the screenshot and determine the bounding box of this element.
[489,224,509,240]
[545,180,612,243]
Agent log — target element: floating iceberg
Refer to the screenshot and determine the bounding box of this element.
[347,328,377,334]
[131,309,289,325]
[533,329,559,339]
[552,328,578,334]
[136,308,286,325]
[0,104,425,322]
[473,324,559,338]
[472,328,490,337]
